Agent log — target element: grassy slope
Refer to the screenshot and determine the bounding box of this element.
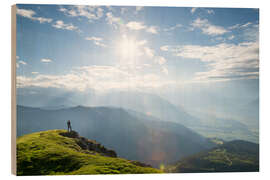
[17,130,162,175]
[165,140,259,173]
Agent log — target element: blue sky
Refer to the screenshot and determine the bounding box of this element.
[16,4,259,104]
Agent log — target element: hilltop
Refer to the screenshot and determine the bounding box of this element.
[165,140,259,173]
[16,130,162,175]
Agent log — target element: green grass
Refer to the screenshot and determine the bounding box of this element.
[165,144,259,173]
[17,130,162,175]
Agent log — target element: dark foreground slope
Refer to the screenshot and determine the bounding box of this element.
[17,130,161,175]
[17,105,214,167]
[165,140,259,173]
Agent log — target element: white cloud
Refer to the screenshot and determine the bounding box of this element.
[191,8,214,15]
[17,8,35,18]
[162,66,169,75]
[214,37,225,42]
[34,17,53,23]
[17,65,172,92]
[41,58,52,63]
[160,45,169,51]
[17,60,27,68]
[52,20,79,32]
[129,41,166,66]
[117,38,167,66]
[106,12,122,29]
[228,35,235,40]
[191,18,228,36]
[93,41,106,48]
[144,47,155,58]
[19,60,27,65]
[126,21,159,34]
[242,23,259,42]
[207,9,215,15]
[85,36,107,47]
[137,40,147,46]
[191,8,198,14]
[17,8,52,23]
[228,22,259,42]
[116,36,148,61]
[59,5,104,22]
[16,39,170,91]
[142,47,167,66]
[136,6,143,12]
[146,26,158,34]
[85,37,102,41]
[16,56,19,59]
[164,41,259,82]
[105,12,159,34]
[59,7,67,12]
[120,7,142,15]
[155,56,167,65]
[228,24,241,30]
[241,22,252,28]
[164,24,182,31]
[229,22,254,30]
[126,21,146,30]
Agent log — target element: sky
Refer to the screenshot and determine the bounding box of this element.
[16,4,259,106]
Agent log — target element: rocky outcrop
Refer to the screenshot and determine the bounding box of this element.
[60,131,117,158]
[129,160,152,168]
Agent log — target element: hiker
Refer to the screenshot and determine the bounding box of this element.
[67,120,72,132]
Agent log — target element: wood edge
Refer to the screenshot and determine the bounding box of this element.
[11,4,17,176]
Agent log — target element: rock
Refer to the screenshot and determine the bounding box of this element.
[129,160,152,168]
[60,130,117,158]
[106,150,117,158]
[59,131,79,138]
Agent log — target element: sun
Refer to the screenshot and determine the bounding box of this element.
[117,35,141,65]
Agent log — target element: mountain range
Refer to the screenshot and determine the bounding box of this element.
[17,105,214,167]
[17,88,258,143]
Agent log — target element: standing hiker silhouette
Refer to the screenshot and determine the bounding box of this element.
[67,120,72,132]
